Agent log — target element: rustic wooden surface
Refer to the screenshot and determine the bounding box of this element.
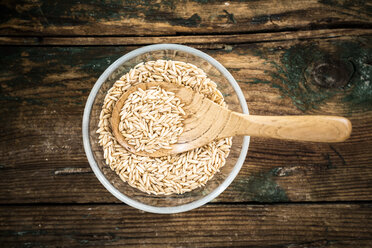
[1,204,371,247]
[0,0,371,36]
[1,0,372,247]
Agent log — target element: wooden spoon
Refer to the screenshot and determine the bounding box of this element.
[111,82,352,157]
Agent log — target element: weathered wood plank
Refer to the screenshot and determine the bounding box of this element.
[1,36,371,204]
[0,29,371,45]
[0,204,371,247]
[0,0,371,36]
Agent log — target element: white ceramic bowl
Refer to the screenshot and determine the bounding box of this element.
[83,44,249,214]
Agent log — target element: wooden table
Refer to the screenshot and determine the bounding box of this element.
[1,1,372,247]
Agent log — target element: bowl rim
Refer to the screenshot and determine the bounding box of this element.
[82,44,250,214]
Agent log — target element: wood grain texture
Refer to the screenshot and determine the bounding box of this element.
[1,1,371,247]
[1,36,372,204]
[0,28,371,46]
[0,204,371,247]
[0,0,371,36]
[223,114,352,142]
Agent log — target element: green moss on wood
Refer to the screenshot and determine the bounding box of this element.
[234,171,288,202]
[319,0,372,17]
[223,10,236,24]
[167,13,202,27]
[0,47,123,105]
[246,41,371,112]
[338,42,372,110]
[250,14,282,25]
[248,44,336,111]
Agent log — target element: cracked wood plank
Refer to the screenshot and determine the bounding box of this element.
[0,28,371,45]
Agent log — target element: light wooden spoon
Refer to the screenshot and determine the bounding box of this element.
[111,82,352,157]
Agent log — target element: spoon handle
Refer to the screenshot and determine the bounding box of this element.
[219,114,352,142]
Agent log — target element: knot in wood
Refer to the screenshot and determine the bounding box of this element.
[308,59,353,88]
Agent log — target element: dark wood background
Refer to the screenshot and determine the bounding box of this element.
[1,0,372,247]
